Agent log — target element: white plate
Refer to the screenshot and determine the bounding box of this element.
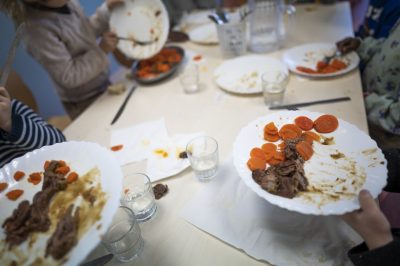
[0,141,123,265]
[282,43,360,78]
[188,23,218,45]
[110,0,169,59]
[233,111,387,215]
[214,55,289,94]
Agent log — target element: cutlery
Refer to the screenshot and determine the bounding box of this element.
[117,36,155,46]
[80,253,113,266]
[0,23,25,86]
[215,0,229,23]
[269,96,351,110]
[208,14,223,25]
[110,84,137,125]
[240,8,253,21]
[322,49,342,64]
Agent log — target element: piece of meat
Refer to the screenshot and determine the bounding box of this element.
[260,172,279,193]
[277,177,297,199]
[252,169,266,185]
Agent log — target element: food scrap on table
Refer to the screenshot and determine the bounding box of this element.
[296,59,348,74]
[0,182,8,192]
[107,83,126,95]
[153,183,168,200]
[247,114,340,199]
[13,171,25,181]
[193,55,202,61]
[111,144,124,152]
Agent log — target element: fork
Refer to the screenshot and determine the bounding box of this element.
[322,49,342,64]
[117,36,155,46]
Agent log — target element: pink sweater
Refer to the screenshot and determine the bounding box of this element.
[23,0,110,103]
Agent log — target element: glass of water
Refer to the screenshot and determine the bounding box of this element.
[186,136,219,182]
[261,70,289,107]
[121,173,157,222]
[180,64,200,94]
[102,206,144,262]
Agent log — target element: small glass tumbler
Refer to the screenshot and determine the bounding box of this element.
[121,173,157,222]
[261,70,289,107]
[186,136,219,182]
[180,64,200,94]
[102,206,144,262]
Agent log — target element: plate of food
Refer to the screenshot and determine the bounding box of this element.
[188,23,218,45]
[282,43,360,78]
[132,46,185,84]
[110,0,169,59]
[233,111,387,215]
[214,55,289,94]
[0,141,123,266]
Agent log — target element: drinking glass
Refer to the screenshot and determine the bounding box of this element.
[102,206,144,262]
[180,64,199,94]
[186,136,219,182]
[261,70,289,106]
[121,173,157,222]
[216,16,247,58]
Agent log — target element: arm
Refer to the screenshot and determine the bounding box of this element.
[357,36,386,63]
[24,26,109,90]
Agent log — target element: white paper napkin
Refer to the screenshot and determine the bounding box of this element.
[181,157,362,266]
[146,132,204,182]
[110,119,169,166]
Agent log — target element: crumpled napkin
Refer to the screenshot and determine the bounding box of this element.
[146,132,204,182]
[181,157,362,266]
[110,118,169,166]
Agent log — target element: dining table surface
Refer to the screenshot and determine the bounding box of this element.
[64,2,368,266]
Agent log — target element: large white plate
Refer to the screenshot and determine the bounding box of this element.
[188,23,218,45]
[110,0,169,59]
[282,43,360,78]
[233,111,387,215]
[214,55,289,94]
[0,141,123,265]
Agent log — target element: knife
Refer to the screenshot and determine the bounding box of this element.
[269,96,351,110]
[110,84,137,125]
[0,23,25,86]
[80,254,113,266]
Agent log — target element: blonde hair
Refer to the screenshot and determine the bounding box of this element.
[0,0,26,26]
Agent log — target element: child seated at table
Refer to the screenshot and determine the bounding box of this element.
[0,86,65,168]
[3,0,123,120]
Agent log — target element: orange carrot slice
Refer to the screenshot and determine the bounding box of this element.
[294,116,314,131]
[296,141,314,161]
[250,148,266,161]
[314,114,339,133]
[279,124,302,140]
[6,189,24,201]
[14,171,25,181]
[247,157,266,171]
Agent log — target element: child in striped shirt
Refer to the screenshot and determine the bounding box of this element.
[0,86,65,168]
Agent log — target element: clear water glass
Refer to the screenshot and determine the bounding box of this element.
[186,136,219,182]
[261,70,289,106]
[180,64,199,94]
[102,206,144,262]
[121,173,157,222]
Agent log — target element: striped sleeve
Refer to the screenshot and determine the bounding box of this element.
[0,100,66,167]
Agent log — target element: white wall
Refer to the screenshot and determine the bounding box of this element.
[0,0,120,119]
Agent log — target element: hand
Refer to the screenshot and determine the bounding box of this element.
[106,0,124,10]
[342,190,393,250]
[99,32,118,54]
[0,87,12,133]
[336,37,361,54]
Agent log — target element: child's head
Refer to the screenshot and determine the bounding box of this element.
[23,0,69,8]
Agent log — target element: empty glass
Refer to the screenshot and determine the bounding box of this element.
[261,70,289,106]
[186,136,219,182]
[180,64,200,94]
[216,16,247,58]
[102,206,144,262]
[121,173,157,222]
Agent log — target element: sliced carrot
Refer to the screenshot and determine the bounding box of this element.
[44,160,50,170]
[273,151,285,161]
[314,114,339,133]
[55,166,70,175]
[301,131,321,144]
[28,172,42,185]
[267,158,283,166]
[296,141,314,161]
[14,171,25,181]
[294,116,314,131]
[0,182,8,192]
[330,59,347,70]
[261,143,277,154]
[279,124,302,140]
[247,157,266,171]
[264,122,278,135]
[316,61,328,71]
[6,189,24,201]
[296,66,317,74]
[278,142,286,151]
[111,145,124,152]
[264,132,280,142]
[58,160,67,167]
[67,172,79,184]
[250,148,266,161]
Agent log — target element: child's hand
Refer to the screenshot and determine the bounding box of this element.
[341,190,393,250]
[99,32,118,54]
[0,87,12,133]
[336,37,361,54]
[107,0,124,10]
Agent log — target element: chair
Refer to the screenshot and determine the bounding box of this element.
[4,70,71,131]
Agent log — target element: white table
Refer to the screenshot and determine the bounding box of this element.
[65,3,367,265]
